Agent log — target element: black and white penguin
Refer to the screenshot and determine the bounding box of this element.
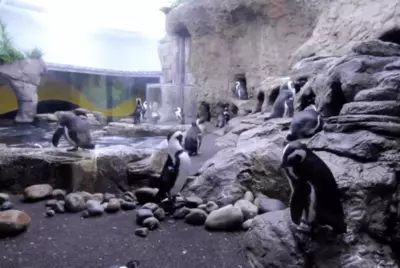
[133,98,143,124]
[235,81,248,100]
[174,107,184,124]
[155,130,191,205]
[150,101,161,124]
[280,141,347,235]
[264,90,294,121]
[184,118,203,156]
[217,106,230,128]
[286,104,324,142]
[141,101,148,121]
[52,112,95,152]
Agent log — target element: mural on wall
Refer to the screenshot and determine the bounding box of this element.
[0,70,160,118]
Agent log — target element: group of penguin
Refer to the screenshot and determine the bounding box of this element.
[267,79,346,236]
[50,82,347,236]
[132,98,161,124]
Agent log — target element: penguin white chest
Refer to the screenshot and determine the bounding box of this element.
[63,127,76,146]
[169,152,191,197]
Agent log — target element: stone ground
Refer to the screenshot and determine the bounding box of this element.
[0,132,249,268]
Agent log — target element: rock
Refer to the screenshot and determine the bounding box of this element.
[105,198,121,213]
[0,145,151,195]
[153,208,166,221]
[103,193,116,202]
[135,227,149,238]
[185,196,204,208]
[123,191,135,202]
[142,217,160,230]
[81,210,90,218]
[243,191,254,202]
[205,205,244,231]
[184,209,208,226]
[78,191,93,202]
[205,201,219,213]
[254,194,287,213]
[245,210,306,267]
[45,199,58,209]
[0,59,46,123]
[198,204,207,211]
[121,201,137,211]
[92,193,104,203]
[0,193,10,204]
[65,193,86,213]
[134,188,158,204]
[234,199,258,220]
[186,121,289,206]
[103,122,189,137]
[51,189,66,200]
[23,184,53,202]
[45,208,55,217]
[0,201,13,211]
[86,200,104,216]
[136,209,153,225]
[34,113,58,122]
[0,210,31,237]
[242,219,253,230]
[54,201,65,214]
[142,202,159,212]
[173,207,191,219]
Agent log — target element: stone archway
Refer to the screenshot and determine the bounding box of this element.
[0,59,46,123]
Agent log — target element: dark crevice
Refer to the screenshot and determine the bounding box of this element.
[174,24,191,37]
[268,86,280,106]
[378,28,400,45]
[321,81,347,117]
[310,147,374,163]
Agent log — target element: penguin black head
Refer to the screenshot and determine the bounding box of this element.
[136,98,142,106]
[126,260,140,268]
[59,112,77,127]
[73,109,88,118]
[167,130,184,145]
[280,141,308,168]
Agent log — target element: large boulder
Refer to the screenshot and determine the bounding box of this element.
[0,59,46,123]
[102,122,189,137]
[0,145,151,194]
[185,115,291,206]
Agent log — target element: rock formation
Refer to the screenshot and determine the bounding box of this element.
[159,0,400,113]
[0,59,46,123]
[183,39,400,267]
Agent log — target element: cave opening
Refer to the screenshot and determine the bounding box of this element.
[268,86,280,106]
[298,90,316,111]
[323,81,347,117]
[174,24,191,37]
[378,28,400,45]
[234,74,247,89]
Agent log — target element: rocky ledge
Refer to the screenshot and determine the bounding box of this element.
[180,40,400,267]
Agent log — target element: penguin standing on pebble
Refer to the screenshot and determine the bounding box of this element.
[133,98,143,124]
[280,141,347,235]
[155,130,191,209]
[52,112,95,152]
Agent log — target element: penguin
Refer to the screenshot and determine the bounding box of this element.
[286,104,324,142]
[132,98,143,124]
[264,89,294,121]
[52,112,95,152]
[155,130,191,206]
[174,107,184,124]
[73,109,89,119]
[150,101,161,124]
[184,118,203,156]
[141,101,148,121]
[280,141,347,235]
[236,81,248,100]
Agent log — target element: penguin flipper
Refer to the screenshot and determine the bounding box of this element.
[52,127,65,147]
[290,182,310,225]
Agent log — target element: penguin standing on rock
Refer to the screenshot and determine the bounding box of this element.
[280,141,347,235]
[52,112,95,152]
[174,107,184,124]
[141,101,148,121]
[264,90,294,121]
[184,118,204,156]
[133,98,143,124]
[155,130,191,210]
[286,104,324,142]
[236,81,248,100]
[217,106,230,128]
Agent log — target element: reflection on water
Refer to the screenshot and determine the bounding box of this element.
[0,120,165,149]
